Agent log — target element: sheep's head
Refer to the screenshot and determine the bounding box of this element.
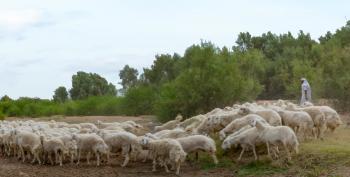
[248,119,257,127]
[238,107,250,115]
[96,142,109,155]
[219,131,226,141]
[175,114,183,121]
[140,137,150,146]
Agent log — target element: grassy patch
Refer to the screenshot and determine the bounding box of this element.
[197,126,350,177]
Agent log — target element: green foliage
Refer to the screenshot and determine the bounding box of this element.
[53,86,69,103]
[70,71,117,100]
[122,85,157,116]
[119,65,139,90]
[0,95,12,102]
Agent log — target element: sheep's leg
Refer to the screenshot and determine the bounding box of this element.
[86,152,91,165]
[35,150,41,165]
[121,154,129,167]
[266,142,272,160]
[121,146,130,167]
[70,153,74,164]
[252,146,258,161]
[175,162,181,176]
[76,149,81,165]
[152,159,157,171]
[211,151,219,164]
[59,152,63,166]
[20,146,25,163]
[195,152,199,161]
[163,162,169,173]
[283,143,291,161]
[237,147,245,161]
[48,152,54,165]
[96,152,100,166]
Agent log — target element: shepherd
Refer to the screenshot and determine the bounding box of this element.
[300,78,312,105]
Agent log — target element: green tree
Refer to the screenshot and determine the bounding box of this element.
[119,65,139,90]
[53,86,69,103]
[70,71,117,100]
[0,95,12,102]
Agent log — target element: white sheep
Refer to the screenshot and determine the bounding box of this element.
[140,137,187,175]
[176,135,218,164]
[249,118,299,161]
[99,131,140,167]
[13,130,42,164]
[219,114,267,140]
[72,133,109,166]
[277,110,314,140]
[238,107,282,126]
[40,136,67,166]
[154,114,183,132]
[222,127,261,161]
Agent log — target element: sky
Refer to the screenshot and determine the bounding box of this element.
[0,0,349,99]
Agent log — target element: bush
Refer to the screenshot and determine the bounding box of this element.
[122,86,157,116]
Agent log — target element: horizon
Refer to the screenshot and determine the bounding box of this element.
[1,0,350,99]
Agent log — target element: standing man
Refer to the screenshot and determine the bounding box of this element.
[300,78,312,105]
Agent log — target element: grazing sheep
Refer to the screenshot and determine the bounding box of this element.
[40,136,67,166]
[140,137,187,175]
[277,110,314,140]
[222,127,261,161]
[286,104,326,139]
[14,130,42,164]
[239,107,282,126]
[219,114,267,140]
[100,131,140,167]
[176,135,218,164]
[154,114,183,132]
[249,118,299,161]
[72,133,109,166]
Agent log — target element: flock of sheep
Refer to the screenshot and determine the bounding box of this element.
[0,100,343,175]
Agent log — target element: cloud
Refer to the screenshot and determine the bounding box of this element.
[0,9,42,31]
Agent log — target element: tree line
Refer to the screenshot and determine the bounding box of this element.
[1,21,349,121]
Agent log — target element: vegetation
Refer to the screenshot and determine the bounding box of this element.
[0,21,349,120]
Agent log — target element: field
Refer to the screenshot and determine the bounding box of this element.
[1,114,350,177]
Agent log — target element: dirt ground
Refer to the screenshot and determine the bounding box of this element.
[0,116,235,177]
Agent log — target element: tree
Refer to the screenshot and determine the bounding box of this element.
[53,86,69,103]
[119,65,139,90]
[70,71,117,100]
[0,95,12,102]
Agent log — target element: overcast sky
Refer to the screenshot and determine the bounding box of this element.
[0,0,349,99]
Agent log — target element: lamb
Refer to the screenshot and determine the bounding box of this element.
[154,114,183,132]
[277,110,314,140]
[72,133,109,166]
[40,136,67,166]
[99,131,141,167]
[140,137,187,175]
[249,118,299,160]
[219,114,267,140]
[239,107,282,126]
[176,135,218,164]
[222,127,262,161]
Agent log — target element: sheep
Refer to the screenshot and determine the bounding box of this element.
[140,137,187,175]
[312,106,342,132]
[13,130,42,164]
[176,135,218,164]
[153,128,189,139]
[286,104,326,139]
[177,114,206,130]
[40,136,67,166]
[239,107,282,126]
[99,131,140,167]
[222,127,262,161]
[249,118,299,160]
[277,110,314,140]
[154,114,183,132]
[219,114,267,140]
[79,123,98,131]
[72,133,109,166]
